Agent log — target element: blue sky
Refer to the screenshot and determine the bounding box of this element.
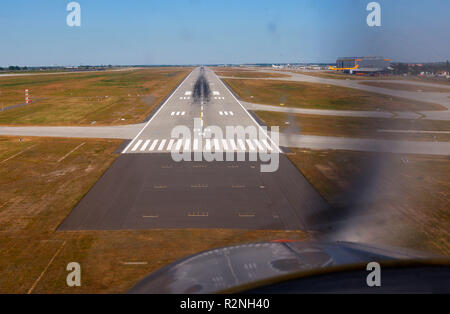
[0,0,449,66]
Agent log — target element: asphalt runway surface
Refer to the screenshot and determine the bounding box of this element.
[59,67,327,231]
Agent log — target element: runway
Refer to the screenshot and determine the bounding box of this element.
[59,67,327,231]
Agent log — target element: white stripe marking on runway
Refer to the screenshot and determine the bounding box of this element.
[122,69,194,153]
[214,139,221,151]
[246,139,256,151]
[253,139,264,151]
[219,111,223,116]
[229,139,237,151]
[132,140,143,152]
[262,139,273,151]
[184,139,191,151]
[149,140,159,151]
[205,139,211,151]
[193,139,199,151]
[214,70,282,153]
[171,112,175,116]
[158,139,167,151]
[175,139,183,151]
[140,140,151,151]
[222,139,229,151]
[237,139,246,151]
[167,139,175,150]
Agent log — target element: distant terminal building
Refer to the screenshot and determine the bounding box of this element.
[329,56,391,74]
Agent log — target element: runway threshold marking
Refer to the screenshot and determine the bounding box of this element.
[215,70,282,154]
[131,140,143,152]
[149,140,159,151]
[122,70,195,154]
[158,139,167,151]
[140,139,151,151]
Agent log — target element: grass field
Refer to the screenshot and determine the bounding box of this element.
[0,68,190,126]
[255,110,450,142]
[223,78,445,111]
[288,149,450,255]
[284,70,450,85]
[359,81,450,93]
[0,136,306,293]
[214,68,290,78]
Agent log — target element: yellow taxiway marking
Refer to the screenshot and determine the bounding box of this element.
[154,185,167,189]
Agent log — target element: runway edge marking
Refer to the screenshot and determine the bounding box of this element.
[121,69,196,154]
[214,70,283,154]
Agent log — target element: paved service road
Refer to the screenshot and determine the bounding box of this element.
[59,68,327,231]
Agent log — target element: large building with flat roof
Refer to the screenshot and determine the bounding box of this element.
[330,56,391,73]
